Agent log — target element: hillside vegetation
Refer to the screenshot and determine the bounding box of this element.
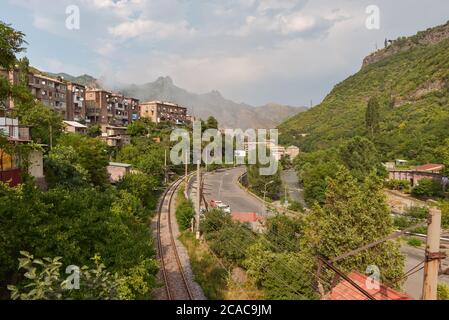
[279,21,449,163]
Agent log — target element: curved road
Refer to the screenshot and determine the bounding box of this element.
[189,167,264,215]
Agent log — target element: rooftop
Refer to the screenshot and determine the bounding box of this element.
[414,163,444,172]
[231,212,263,223]
[63,121,87,129]
[324,272,412,300]
[108,162,133,168]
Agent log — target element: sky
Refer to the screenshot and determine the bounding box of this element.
[1,0,449,107]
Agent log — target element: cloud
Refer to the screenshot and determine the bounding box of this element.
[6,0,449,106]
[108,18,195,40]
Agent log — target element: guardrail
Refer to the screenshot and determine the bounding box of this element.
[236,171,305,217]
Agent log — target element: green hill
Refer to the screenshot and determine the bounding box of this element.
[279,22,449,163]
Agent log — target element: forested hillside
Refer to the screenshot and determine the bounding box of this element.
[279,21,449,163]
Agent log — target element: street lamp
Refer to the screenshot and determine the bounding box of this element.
[263,180,275,203]
[262,180,275,217]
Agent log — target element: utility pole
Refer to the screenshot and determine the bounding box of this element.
[422,206,443,300]
[49,124,53,150]
[196,160,201,240]
[164,149,167,185]
[184,152,188,186]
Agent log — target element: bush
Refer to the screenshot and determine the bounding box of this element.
[288,201,304,212]
[176,197,195,231]
[438,283,449,300]
[407,238,423,248]
[412,179,443,198]
[386,179,411,192]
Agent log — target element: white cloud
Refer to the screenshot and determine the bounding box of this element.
[108,18,195,40]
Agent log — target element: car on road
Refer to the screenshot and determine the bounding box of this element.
[210,200,231,214]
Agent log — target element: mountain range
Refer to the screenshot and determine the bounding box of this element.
[46,72,306,129]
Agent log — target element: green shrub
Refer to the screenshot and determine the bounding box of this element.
[407,238,423,247]
[438,283,449,300]
[412,179,443,198]
[288,201,304,212]
[176,199,195,231]
[386,179,411,192]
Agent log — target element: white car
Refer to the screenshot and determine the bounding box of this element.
[216,203,231,214]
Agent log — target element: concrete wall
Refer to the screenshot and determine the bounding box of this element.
[388,170,442,187]
[28,150,44,179]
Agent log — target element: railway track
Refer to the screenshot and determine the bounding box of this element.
[156,177,194,300]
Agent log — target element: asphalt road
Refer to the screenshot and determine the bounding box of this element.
[401,245,449,299]
[281,168,306,207]
[189,167,264,214]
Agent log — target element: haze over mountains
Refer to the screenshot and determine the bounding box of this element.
[47,72,306,129]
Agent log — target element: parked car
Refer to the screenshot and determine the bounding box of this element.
[210,200,231,214]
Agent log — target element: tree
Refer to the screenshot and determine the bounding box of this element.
[302,167,405,287]
[45,134,109,188]
[435,138,449,178]
[365,97,381,139]
[338,136,385,181]
[247,160,282,200]
[88,124,102,138]
[205,116,219,130]
[0,21,26,69]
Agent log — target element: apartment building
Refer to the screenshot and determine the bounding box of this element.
[100,125,131,148]
[85,89,111,125]
[139,101,189,125]
[110,93,129,126]
[86,90,140,126]
[28,73,67,118]
[66,82,86,121]
[125,97,140,123]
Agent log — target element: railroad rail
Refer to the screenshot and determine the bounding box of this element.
[156,177,194,300]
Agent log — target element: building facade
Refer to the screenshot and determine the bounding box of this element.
[28,73,68,118]
[66,82,86,121]
[0,117,44,187]
[140,101,188,125]
[85,89,111,125]
[125,97,140,123]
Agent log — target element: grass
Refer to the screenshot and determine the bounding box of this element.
[407,237,424,248]
[179,231,264,300]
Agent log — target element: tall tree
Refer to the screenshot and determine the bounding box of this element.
[302,167,404,288]
[0,21,26,70]
[365,97,381,139]
[338,136,385,182]
[205,116,219,130]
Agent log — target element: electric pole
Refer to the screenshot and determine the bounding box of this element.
[196,160,201,240]
[49,124,53,150]
[184,152,188,186]
[164,149,167,185]
[422,206,443,300]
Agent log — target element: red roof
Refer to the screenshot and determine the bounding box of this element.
[325,272,413,300]
[231,212,263,223]
[414,164,444,172]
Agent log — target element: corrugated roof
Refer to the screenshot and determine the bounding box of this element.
[415,164,444,172]
[63,121,87,128]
